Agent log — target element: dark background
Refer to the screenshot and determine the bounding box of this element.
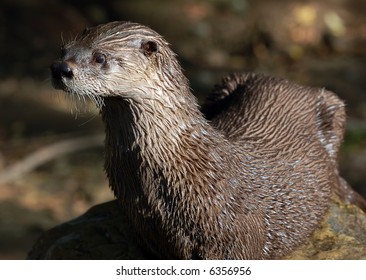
[0,0,365,259]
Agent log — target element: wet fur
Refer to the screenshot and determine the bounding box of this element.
[51,21,366,259]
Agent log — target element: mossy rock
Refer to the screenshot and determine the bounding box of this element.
[285,200,366,259]
[28,199,366,260]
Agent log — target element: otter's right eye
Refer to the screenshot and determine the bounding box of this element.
[93,53,106,65]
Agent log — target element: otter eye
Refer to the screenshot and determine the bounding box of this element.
[93,53,106,65]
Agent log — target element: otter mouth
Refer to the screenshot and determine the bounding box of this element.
[50,77,67,91]
[50,60,105,109]
[50,61,73,91]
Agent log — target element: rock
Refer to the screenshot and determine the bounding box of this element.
[284,199,366,260]
[27,199,366,260]
[27,200,147,260]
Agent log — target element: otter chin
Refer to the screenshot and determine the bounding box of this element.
[50,21,365,259]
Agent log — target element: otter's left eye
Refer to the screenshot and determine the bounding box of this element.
[93,53,106,65]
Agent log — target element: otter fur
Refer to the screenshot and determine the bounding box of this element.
[50,21,365,259]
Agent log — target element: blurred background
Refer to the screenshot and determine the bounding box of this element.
[0,0,365,259]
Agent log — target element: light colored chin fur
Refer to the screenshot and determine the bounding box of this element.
[56,87,105,115]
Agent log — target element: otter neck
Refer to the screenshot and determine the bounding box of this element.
[101,88,230,204]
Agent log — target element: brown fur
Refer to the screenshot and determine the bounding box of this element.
[50,21,365,259]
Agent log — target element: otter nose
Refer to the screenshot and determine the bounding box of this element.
[50,61,73,80]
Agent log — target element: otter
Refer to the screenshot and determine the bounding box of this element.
[50,21,366,259]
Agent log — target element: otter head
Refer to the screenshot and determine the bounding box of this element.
[50,21,190,108]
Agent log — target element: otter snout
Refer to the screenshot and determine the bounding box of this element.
[50,61,73,89]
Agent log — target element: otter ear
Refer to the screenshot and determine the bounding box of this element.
[141,40,158,57]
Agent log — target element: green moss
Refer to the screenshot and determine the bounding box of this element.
[342,130,366,152]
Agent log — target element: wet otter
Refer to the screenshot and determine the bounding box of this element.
[50,21,365,259]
